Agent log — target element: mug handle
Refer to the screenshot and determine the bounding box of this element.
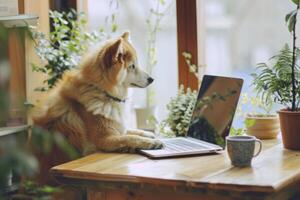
[253,139,262,157]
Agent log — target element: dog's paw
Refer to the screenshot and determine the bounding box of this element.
[142,139,164,150]
[127,129,156,138]
[140,130,156,139]
[152,139,164,149]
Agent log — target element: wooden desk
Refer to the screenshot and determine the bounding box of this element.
[51,139,300,200]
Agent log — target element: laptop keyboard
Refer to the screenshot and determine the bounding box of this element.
[162,138,210,152]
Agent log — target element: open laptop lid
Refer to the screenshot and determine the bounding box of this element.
[187,75,243,148]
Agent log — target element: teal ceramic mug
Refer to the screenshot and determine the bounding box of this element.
[226,135,262,167]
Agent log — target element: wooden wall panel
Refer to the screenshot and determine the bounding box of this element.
[24,0,50,107]
[7,29,26,125]
[18,0,24,14]
[176,0,198,90]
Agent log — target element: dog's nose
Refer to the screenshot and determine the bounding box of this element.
[147,77,154,84]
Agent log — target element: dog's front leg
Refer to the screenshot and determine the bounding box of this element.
[126,129,156,139]
[98,135,163,153]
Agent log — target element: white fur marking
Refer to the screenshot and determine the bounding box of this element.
[78,85,125,123]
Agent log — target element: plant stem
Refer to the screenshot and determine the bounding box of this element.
[291,5,299,111]
[146,0,160,107]
[145,0,173,107]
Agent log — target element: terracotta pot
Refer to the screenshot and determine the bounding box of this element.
[278,109,300,150]
[246,114,280,139]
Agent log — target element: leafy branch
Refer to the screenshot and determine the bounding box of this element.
[252,0,300,111]
[251,45,300,110]
[101,0,120,38]
[30,10,103,91]
[182,52,198,79]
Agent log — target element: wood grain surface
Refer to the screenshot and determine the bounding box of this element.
[51,138,300,197]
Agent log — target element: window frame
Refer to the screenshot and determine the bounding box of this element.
[176,0,199,90]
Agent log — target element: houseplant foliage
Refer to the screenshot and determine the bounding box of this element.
[0,89,78,198]
[251,45,300,109]
[161,85,237,141]
[160,85,197,136]
[0,126,79,199]
[234,93,280,139]
[30,10,102,91]
[252,0,300,149]
[0,18,79,199]
[182,51,205,83]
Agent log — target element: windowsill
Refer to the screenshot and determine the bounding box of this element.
[0,125,30,137]
[0,14,38,28]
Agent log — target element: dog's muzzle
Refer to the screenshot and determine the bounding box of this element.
[130,77,154,88]
[147,77,154,84]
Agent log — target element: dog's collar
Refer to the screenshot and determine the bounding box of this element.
[105,92,126,103]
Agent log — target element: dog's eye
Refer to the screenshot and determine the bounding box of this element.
[130,64,135,69]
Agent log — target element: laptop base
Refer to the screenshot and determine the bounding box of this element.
[139,137,223,159]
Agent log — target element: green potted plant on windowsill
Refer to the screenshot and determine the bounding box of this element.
[245,114,280,139]
[238,94,280,139]
[252,0,300,149]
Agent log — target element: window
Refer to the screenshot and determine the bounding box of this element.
[201,0,295,127]
[88,0,178,125]
[202,0,294,91]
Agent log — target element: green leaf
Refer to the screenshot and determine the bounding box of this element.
[287,11,297,32]
[285,10,297,23]
[291,0,300,5]
[39,185,62,194]
[111,23,118,32]
[244,118,256,128]
[230,127,243,136]
[30,9,102,91]
[53,133,79,159]
[159,0,166,5]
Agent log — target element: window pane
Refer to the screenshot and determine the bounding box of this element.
[203,0,294,87]
[202,0,294,127]
[88,0,178,127]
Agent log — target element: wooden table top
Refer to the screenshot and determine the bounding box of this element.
[51,139,300,194]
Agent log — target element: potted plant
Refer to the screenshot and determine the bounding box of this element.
[159,85,197,137]
[238,94,280,139]
[252,0,300,149]
[159,52,202,136]
[246,115,280,140]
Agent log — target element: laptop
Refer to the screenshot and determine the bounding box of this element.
[139,75,243,158]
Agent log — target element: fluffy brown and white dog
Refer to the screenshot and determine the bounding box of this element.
[33,32,163,156]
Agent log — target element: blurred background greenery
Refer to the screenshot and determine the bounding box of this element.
[0,19,79,200]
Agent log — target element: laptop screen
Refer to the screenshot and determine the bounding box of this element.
[187,75,243,148]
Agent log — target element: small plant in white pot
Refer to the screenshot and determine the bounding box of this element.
[239,94,280,139]
[252,0,300,149]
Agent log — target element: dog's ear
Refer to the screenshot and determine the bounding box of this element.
[121,31,130,41]
[104,38,124,68]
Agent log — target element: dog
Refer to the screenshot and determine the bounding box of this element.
[33,31,163,156]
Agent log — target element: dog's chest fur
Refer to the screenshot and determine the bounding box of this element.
[77,84,125,125]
